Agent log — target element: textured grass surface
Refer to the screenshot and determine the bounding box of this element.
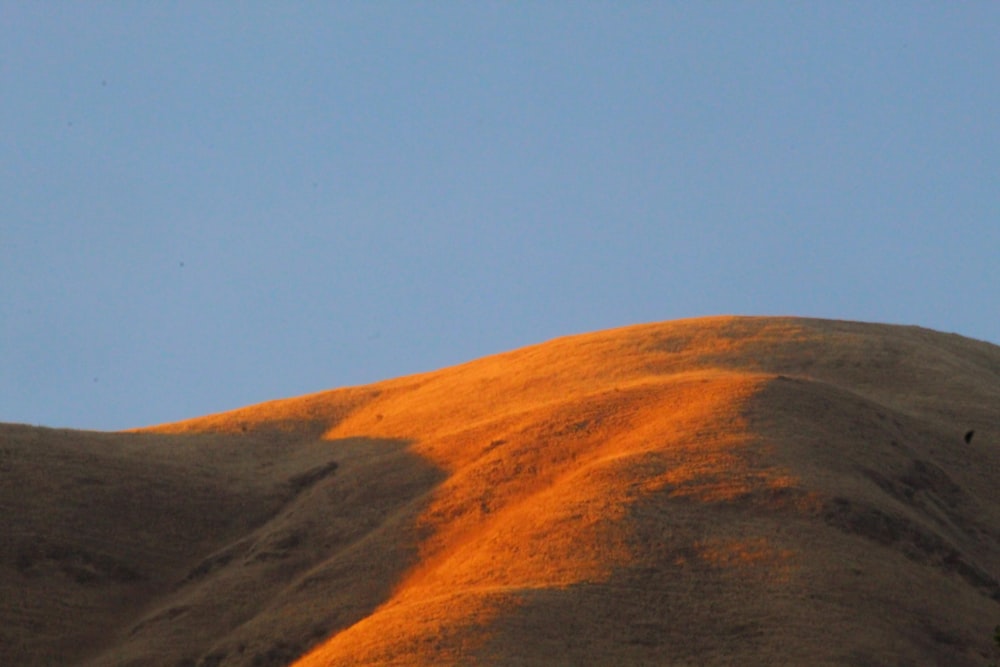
[3,316,999,665]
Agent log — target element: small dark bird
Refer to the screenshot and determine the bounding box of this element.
[964,430,975,444]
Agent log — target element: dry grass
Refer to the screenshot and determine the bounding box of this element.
[2,316,999,665]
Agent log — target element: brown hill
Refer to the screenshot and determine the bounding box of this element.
[2,316,999,666]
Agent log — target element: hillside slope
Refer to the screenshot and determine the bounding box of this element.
[2,317,999,666]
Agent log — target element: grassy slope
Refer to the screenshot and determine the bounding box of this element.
[2,316,999,666]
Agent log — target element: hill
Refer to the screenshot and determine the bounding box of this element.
[2,316,999,665]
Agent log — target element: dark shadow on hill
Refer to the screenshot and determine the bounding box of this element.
[470,461,998,667]
[748,374,1000,597]
[463,367,1000,666]
[0,423,446,667]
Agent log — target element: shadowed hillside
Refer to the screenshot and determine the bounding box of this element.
[3,317,999,665]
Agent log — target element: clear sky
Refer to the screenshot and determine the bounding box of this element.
[3,3,999,430]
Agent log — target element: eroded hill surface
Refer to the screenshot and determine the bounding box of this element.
[3,317,999,666]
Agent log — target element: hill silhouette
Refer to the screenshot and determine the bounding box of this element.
[3,317,999,665]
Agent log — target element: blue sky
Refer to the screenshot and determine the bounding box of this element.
[3,3,998,430]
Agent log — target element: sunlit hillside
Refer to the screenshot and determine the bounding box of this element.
[3,317,999,666]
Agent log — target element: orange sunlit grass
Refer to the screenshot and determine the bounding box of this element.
[6,317,1000,666]
[288,324,809,664]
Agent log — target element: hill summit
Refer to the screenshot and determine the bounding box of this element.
[3,317,999,665]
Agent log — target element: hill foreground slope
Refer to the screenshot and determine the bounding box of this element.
[2,316,999,666]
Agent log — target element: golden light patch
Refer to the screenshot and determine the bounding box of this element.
[293,368,807,664]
